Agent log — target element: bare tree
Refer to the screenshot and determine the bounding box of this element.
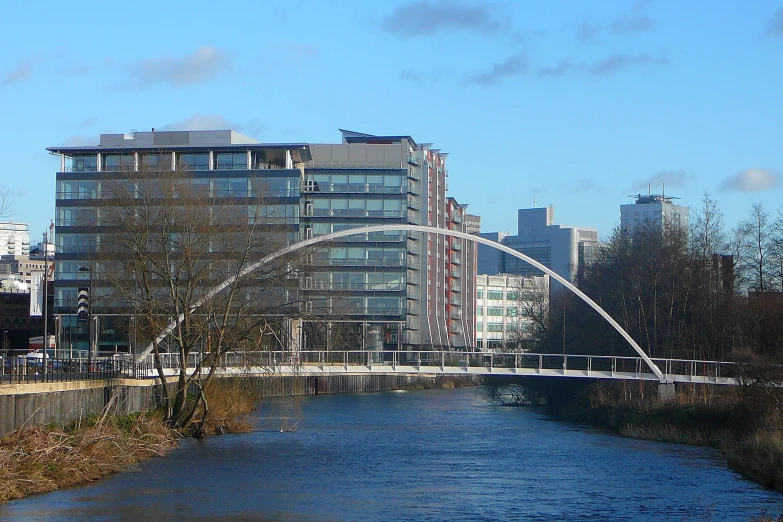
[0,189,13,219]
[99,166,306,435]
[736,202,773,293]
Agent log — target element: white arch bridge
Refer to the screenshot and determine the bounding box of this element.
[136,224,739,387]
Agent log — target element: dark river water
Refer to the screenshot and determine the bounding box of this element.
[2,387,782,521]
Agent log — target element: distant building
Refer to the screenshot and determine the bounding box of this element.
[620,194,688,236]
[0,255,50,291]
[478,206,599,289]
[464,213,481,235]
[475,273,548,351]
[0,222,30,257]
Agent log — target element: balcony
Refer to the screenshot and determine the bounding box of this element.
[450,269,461,278]
[407,154,420,166]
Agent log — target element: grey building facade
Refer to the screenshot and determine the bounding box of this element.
[47,129,476,356]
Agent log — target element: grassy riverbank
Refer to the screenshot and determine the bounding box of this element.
[0,412,177,503]
[521,378,783,491]
[0,379,261,503]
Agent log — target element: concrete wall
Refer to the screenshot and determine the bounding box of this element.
[0,374,438,438]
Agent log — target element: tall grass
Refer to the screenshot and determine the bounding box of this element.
[0,412,177,502]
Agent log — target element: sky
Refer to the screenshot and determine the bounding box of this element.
[1,0,782,242]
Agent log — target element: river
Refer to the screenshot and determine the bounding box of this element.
[2,387,782,521]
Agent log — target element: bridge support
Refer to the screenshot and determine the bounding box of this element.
[658,382,676,402]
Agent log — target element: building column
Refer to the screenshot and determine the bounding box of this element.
[247,150,252,169]
[209,151,214,170]
[171,152,176,171]
[96,152,101,172]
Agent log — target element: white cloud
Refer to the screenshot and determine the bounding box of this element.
[123,46,232,89]
[719,168,779,192]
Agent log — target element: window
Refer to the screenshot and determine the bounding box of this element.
[476,323,483,332]
[477,290,483,299]
[487,290,503,300]
[487,307,503,317]
[178,153,210,170]
[102,154,134,171]
[216,152,247,170]
[487,324,503,332]
[141,153,171,170]
[476,306,483,316]
[71,155,97,172]
[506,291,518,301]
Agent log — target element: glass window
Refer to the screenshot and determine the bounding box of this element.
[331,174,348,185]
[349,199,365,210]
[487,290,503,300]
[212,179,230,197]
[507,292,518,300]
[366,200,382,211]
[102,154,134,171]
[477,290,483,299]
[348,247,365,260]
[141,153,171,170]
[476,323,483,332]
[476,306,483,316]
[487,307,503,316]
[487,324,503,332]
[57,180,78,200]
[506,307,518,317]
[384,175,402,187]
[383,199,402,211]
[331,199,348,210]
[330,247,347,259]
[72,155,97,172]
[367,175,383,187]
[216,152,247,170]
[191,178,210,196]
[228,178,248,197]
[178,153,210,170]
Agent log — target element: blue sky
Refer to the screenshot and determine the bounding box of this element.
[1,0,781,242]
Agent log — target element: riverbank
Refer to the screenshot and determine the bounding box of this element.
[527,378,783,492]
[0,378,259,502]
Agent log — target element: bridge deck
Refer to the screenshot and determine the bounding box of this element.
[136,350,741,385]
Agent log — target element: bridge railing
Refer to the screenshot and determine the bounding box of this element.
[134,350,739,381]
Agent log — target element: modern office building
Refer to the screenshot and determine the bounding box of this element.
[479,206,599,289]
[0,222,30,257]
[47,129,476,355]
[475,273,548,351]
[302,130,476,352]
[620,193,689,236]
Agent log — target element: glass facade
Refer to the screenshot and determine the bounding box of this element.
[52,145,302,355]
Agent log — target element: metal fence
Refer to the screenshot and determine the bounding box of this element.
[0,353,148,385]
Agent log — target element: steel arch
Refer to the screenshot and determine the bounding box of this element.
[136,224,665,382]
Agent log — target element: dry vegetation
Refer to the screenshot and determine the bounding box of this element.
[191,378,261,436]
[0,411,177,502]
[0,378,263,502]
